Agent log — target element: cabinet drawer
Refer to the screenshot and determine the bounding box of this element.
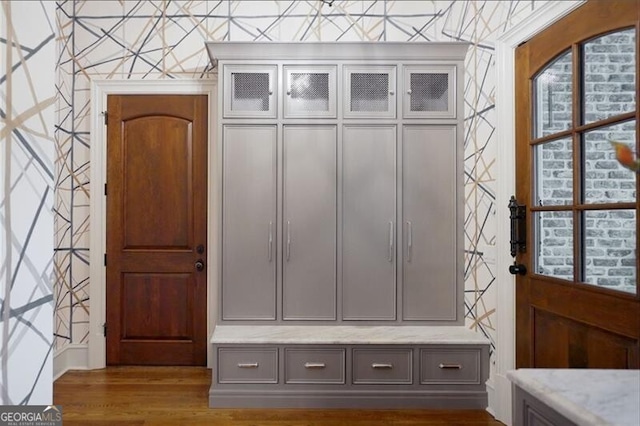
[285,348,345,384]
[217,347,278,384]
[420,348,481,384]
[352,348,412,384]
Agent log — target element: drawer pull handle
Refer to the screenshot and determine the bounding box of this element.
[304,362,326,369]
[439,363,463,370]
[237,363,259,368]
[372,363,393,369]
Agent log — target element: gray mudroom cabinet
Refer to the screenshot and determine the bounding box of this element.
[206,42,489,409]
[221,125,277,320]
[342,124,396,321]
[282,125,337,320]
[403,125,458,321]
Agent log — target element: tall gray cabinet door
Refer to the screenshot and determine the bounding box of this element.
[403,125,458,321]
[222,125,277,320]
[283,126,337,320]
[342,125,396,320]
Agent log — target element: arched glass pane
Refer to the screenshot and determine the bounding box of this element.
[534,50,573,138]
[583,28,636,125]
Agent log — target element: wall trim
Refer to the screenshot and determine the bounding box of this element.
[493,1,585,424]
[89,78,217,369]
[485,378,496,417]
[53,344,89,381]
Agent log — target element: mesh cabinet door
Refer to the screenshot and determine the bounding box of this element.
[403,66,456,118]
[284,66,337,118]
[344,65,397,119]
[223,65,277,118]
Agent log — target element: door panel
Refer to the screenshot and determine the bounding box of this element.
[222,125,277,320]
[342,125,396,320]
[123,117,192,249]
[122,273,192,339]
[106,94,207,366]
[515,0,640,369]
[283,126,337,320]
[532,308,638,369]
[403,125,457,321]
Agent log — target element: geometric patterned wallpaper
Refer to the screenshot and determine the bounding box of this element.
[1,0,55,404]
[54,0,550,363]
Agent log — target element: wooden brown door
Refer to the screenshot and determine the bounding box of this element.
[515,0,640,369]
[106,95,208,366]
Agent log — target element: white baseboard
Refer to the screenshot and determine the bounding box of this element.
[493,373,513,426]
[53,344,89,381]
[486,378,496,417]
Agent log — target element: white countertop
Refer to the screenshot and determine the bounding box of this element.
[211,325,490,345]
[508,369,640,426]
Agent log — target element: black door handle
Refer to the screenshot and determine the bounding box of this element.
[509,196,526,257]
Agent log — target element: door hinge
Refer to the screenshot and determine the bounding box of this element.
[104,183,107,196]
[103,111,108,125]
[103,323,107,337]
[104,253,107,266]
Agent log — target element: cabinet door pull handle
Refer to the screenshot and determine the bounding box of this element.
[407,221,413,262]
[286,221,291,261]
[304,362,326,369]
[268,222,273,261]
[388,221,394,262]
[439,363,463,370]
[238,363,259,368]
[372,363,393,369]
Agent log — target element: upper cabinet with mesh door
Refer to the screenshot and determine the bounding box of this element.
[403,65,457,119]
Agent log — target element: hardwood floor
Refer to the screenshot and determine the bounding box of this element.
[54,367,504,425]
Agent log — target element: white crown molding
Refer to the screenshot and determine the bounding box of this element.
[493,1,585,424]
[88,78,217,370]
[205,41,470,66]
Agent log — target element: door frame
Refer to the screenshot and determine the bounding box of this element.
[493,1,584,423]
[89,79,217,370]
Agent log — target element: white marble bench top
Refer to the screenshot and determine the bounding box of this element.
[211,325,490,345]
[508,369,640,426]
